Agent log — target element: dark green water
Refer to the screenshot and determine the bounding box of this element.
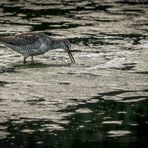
[0,92,148,148]
[0,90,148,148]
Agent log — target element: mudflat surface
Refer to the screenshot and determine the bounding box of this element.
[0,0,148,147]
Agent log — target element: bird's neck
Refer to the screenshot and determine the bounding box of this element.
[53,39,63,50]
[46,37,63,50]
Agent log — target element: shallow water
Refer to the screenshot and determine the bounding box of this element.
[0,0,148,148]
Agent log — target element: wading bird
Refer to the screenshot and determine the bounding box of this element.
[0,32,75,64]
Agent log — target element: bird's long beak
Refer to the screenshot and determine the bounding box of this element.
[67,48,75,63]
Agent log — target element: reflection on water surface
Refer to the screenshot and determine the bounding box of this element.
[0,93,148,148]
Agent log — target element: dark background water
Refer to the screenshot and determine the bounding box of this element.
[0,95,148,148]
[0,0,148,148]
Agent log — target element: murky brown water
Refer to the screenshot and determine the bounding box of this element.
[0,0,148,148]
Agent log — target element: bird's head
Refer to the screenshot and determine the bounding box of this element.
[61,39,75,63]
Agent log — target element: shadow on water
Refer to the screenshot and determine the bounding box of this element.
[0,90,148,148]
[1,2,112,19]
[70,33,147,47]
[0,66,16,73]
[31,22,82,31]
[0,80,10,87]
[117,0,148,4]
[1,5,68,18]
[14,62,71,69]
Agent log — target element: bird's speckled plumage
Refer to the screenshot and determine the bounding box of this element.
[0,32,75,63]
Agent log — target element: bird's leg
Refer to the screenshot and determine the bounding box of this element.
[31,55,34,62]
[23,57,27,64]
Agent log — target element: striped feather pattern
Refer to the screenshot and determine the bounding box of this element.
[0,33,41,48]
[0,32,75,63]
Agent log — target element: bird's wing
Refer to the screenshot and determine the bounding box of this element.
[0,33,41,48]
